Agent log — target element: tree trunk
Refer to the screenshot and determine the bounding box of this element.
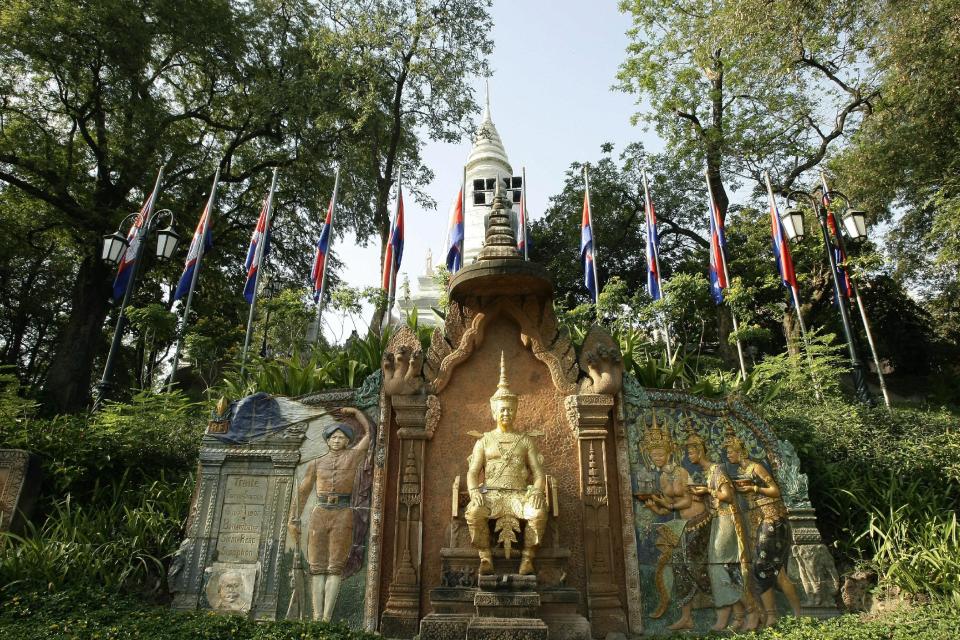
[782,310,800,357]
[370,173,394,334]
[715,305,737,367]
[40,251,113,414]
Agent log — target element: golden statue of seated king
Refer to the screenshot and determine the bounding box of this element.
[465,353,548,576]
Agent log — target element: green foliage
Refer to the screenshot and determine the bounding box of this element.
[859,490,960,605]
[0,390,202,501]
[221,330,391,397]
[764,396,960,601]
[617,0,878,190]
[0,391,202,593]
[0,368,37,424]
[256,287,315,359]
[1,586,958,640]
[0,587,385,640]
[0,475,192,593]
[745,328,850,403]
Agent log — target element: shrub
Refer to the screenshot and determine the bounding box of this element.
[0,390,203,504]
[0,474,192,593]
[1,586,958,640]
[0,390,203,594]
[764,397,960,602]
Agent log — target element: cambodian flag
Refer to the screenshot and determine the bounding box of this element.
[767,188,798,291]
[173,170,218,302]
[445,186,464,273]
[644,178,663,301]
[580,190,597,302]
[820,175,854,302]
[517,180,531,258]
[382,186,405,295]
[707,193,728,305]
[243,197,272,304]
[113,168,163,301]
[311,199,334,302]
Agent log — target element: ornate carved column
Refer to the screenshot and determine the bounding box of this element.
[565,394,628,637]
[380,393,433,636]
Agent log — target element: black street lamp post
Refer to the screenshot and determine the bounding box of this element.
[783,188,873,405]
[94,208,179,409]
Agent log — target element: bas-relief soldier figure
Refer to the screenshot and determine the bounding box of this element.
[465,354,548,576]
[725,430,802,627]
[686,430,759,632]
[636,420,711,631]
[289,407,371,621]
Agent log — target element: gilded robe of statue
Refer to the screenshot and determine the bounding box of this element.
[465,355,548,576]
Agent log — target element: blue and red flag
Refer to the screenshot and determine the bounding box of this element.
[311,199,335,302]
[580,180,598,303]
[173,199,214,302]
[173,170,218,302]
[382,186,405,295]
[113,168,163,301]
[445,185,464,273]
[707,192,728,305]
[820,175,854,302]
[766,185,798,292]
[643,172,663,301]
[243,196,272,304]
[517,172,531,258]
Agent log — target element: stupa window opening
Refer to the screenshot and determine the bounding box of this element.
[473,176,522,206]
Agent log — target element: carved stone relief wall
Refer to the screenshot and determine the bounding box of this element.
[169,386,379,626]
[621,383,839,634]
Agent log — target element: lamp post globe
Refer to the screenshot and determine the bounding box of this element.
[101,231,129,265]
[842,209,868,241]
[780,207,806,242]
[155,226,181,260]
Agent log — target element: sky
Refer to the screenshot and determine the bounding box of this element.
[322,0,657,342]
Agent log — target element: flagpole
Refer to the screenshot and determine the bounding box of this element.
[167,167,220,392]
[583,166,600,305]
[764,171,821,398]
[241,167,279,377]
[705,170,748,380]
[382,173,401,332]
[313,166,341,346]
[94,166,165,410]
[820,172,891,408]
[641,167,673,361]
[522,166,529,261]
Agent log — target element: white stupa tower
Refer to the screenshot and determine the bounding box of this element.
[395,86,521,329]
[463,88,520,264]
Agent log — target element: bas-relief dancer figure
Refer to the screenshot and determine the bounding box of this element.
[636,420,711,631]
[725,431,802,627]
[465,353,548,576]
[289,407,371,621]
[686,430,759,632]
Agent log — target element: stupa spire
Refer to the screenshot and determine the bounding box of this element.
[478,174,520,261]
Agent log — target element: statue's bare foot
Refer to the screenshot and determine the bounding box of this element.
[728,613,744,631]
[667,617,693,631]
[761,611,777,628]
[478,557,494,575]
[740,609,760,631]
[517,556,535,575]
